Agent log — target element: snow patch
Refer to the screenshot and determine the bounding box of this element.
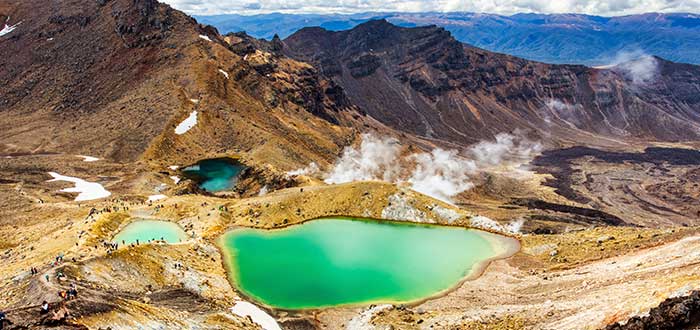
[189,98,199,104]
[199,34,212,42]
[175,111,198,135]
[168,165,179,170]
[148,194,167,201]
[0,22,19,37]
[231,301,281,330]
[47,172,111,201]
[218,69,229,79]
[170,176,181,184]
[78,155,99,162]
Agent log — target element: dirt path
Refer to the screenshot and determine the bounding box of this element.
[365,235,700,330]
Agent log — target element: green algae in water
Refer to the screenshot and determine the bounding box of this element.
[113,220,188,245]
[182,159,245,192]
[219,217,517,309]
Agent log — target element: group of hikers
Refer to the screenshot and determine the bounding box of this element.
[0,283,78,328]
[58,284,79,301]
[2,197,184,329]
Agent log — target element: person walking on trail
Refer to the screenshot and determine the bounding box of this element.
[68,284,78,300]
[0,310,11,330]
[40,301,49,315]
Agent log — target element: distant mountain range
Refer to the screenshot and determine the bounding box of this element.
[196,12,700,66]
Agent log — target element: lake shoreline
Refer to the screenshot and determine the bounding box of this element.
[216,216,521,312]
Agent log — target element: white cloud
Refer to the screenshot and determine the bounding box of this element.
[161,0,700,16]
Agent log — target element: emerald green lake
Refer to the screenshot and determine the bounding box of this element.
[219,217,518,309]
[113,220,188,245]
[182,158,245,192]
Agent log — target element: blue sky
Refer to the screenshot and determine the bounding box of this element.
[161,0,700,16]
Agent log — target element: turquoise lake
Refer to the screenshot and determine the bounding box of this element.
[113,220,189,245]
[219,217,518,309]
[182,158,245,192]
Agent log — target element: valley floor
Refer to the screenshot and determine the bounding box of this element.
[0,151,699,330]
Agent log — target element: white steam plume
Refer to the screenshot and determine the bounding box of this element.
[603,50,659,85]
[407,149,476,203]
[544,99,583,128]
[287,162,320,177]
[321,132,541,203]
[324,134,402,183]
[468,132,542,167]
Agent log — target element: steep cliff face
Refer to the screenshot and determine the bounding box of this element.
[283,20,700,147]
[0,0,356,168]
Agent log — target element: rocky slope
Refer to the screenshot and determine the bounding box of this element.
[283,20,700,148]
[0,0,358,171]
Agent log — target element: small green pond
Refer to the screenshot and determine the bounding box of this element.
[113,220,189,245]
[182,158,245,192]
[219,217,518,309]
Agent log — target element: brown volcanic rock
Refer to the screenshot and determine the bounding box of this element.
[604,291,700,330]
[0,0,357,170]
[283,19,700,146]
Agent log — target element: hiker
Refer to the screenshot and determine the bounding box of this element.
[40,301,49,315]
[0,310,9,330]
[45,274,50,282]
[68,285,78,300]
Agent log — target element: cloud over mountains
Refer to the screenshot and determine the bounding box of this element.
[162,0,700,16]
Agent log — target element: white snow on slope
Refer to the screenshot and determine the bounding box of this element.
[175,111,198,135]
[78,155,99,162]
[218,69,229,79]
[199,34,212,42]
[170,176,181,184]
[168,165,179,170]
[0,22,19,37]
[47,172,111,201]
[231,301,281,330]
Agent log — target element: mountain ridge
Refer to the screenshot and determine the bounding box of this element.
[196,12,700,65]
[282,19,700,146]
